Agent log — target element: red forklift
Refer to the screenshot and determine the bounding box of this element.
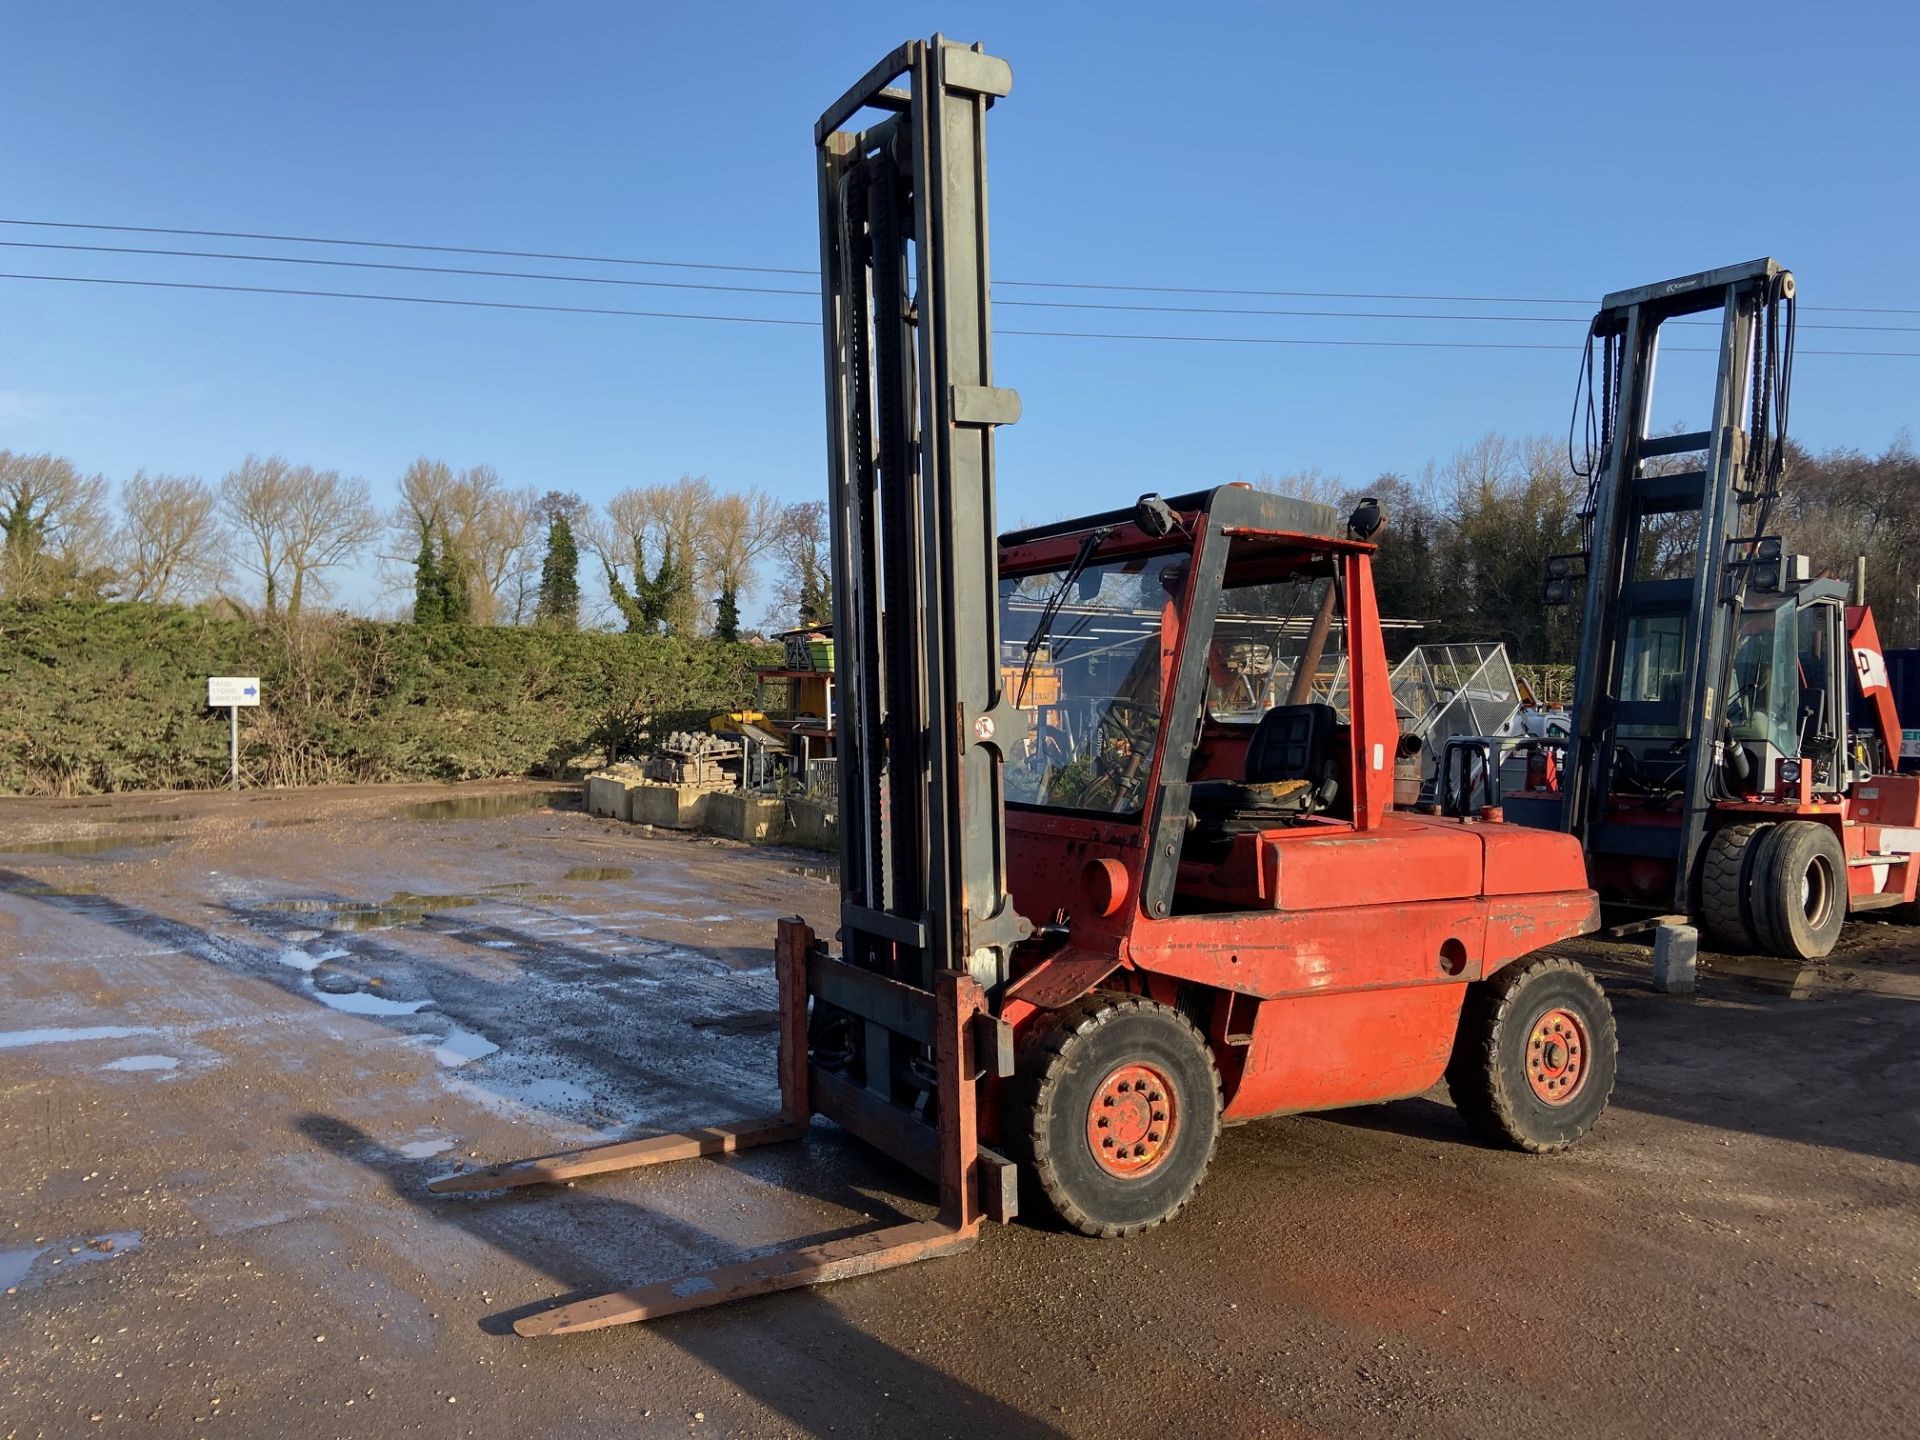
[433,35,1619,1333]
[1484,261,1920,959]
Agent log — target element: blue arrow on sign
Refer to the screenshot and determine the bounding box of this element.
[243,686,258,697]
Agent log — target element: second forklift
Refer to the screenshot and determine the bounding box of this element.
[1483,261,1920,959]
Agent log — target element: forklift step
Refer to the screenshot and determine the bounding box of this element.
[1638,429,1712,459]
[1636,470,1708,515]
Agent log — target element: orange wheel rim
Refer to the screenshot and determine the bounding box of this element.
[1087,1062,1177,1177]
[1525,1006,1589,1105]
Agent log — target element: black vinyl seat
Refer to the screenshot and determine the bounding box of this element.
[1188,703,1343,837]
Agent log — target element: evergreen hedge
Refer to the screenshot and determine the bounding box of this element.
[0,599,774,795]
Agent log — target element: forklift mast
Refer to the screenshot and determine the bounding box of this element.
[816,36,1031,992]
[1555,259,1797,910]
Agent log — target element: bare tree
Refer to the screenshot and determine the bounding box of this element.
[453,468,540,625]
[117,471,224,602]
[769,499,831,629]
[383,460,548,626]
[220,454,379,619]
[1249,467,1347,508]
[602,475,717,635]
[701,487,784,636]
[0,449,116,598]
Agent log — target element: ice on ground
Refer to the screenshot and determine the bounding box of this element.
[276,945,350,973]
[0,1026,153,1050]
[398,1137,454,1159]
[306,983,432,1017]
[100,1054,180,1072]
[432,1026,500,1068]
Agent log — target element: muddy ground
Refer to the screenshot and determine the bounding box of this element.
[0,781,1915,1439]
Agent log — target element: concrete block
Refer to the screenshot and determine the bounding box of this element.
[709,792,793,844]
[630,783,718,830]
[785,796,838,852]
[1651,923,1698,995]
[585,775,632,820]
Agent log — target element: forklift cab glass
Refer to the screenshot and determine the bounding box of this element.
[1206,572,1347,722]
[1728,596,1798,757]
[999,552,1185,814]
[1616,612,1689,742]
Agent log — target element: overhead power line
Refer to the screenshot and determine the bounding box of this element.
[4,238,1914,335]
[0,272,817,329]
[5,271,1916,358]
[4,216,1915,317]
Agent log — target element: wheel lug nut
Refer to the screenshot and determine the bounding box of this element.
[1102,1137,1115,1148]
[1117,1081,1130,1093]
[1148,1131,1161,1143]
[1103,1096,1115,1107]
[1153,1110,1166,1122]
[1097,1116,1109,1128]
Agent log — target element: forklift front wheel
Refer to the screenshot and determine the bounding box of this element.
[1012,995,1221,1239]
[1446,956,1617,1154]
[1750,821,1847,960]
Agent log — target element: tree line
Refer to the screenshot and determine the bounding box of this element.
[0,449,833,638]
[7,429,1913,656]
[1263,429,1920,659]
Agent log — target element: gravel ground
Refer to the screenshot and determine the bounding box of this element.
[1,780,1915,1439]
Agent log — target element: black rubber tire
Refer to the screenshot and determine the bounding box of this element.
[1008,994,1221,1239]
[1699,822,1773,952]
[1751,820,1848,960]
[1446,955,1617,1153]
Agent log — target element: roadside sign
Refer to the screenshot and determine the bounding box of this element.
[208,676,262,708]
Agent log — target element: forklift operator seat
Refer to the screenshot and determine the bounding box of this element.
[1189,702,1343,837]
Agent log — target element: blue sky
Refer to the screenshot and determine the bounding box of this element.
[4,1,1915,614]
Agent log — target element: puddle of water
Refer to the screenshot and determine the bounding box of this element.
[0,834,180,857]
[306,982,431,1018]
[100,1054,180,1073]
[1,1232,142,1293]
[0,1025,153,1050]
[563,866,634,882]
[480,881,540,893]
[432,1026,499,1068]
[251,816,319,830]
[261,893,479,932]
[785,863,837,882]
[107,812,174,824]
[0,1248,38,1291]
[398,1138,454,1159]
[13,882,99,897]
[395,790,576,822]
[480,940,519,949]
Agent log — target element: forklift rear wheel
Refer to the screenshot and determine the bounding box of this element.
[1751,820,1847,960]
[1012,994,1221,1239]
[1699,822,1773,952]
[1446,955,1616,1153]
